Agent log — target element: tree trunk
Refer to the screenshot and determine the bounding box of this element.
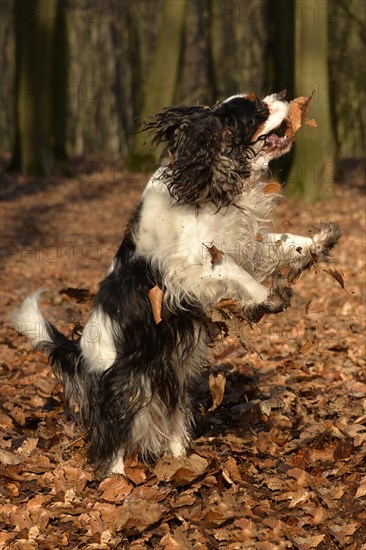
[286,0,335,201]
[11,0,57,175]
[127,0,187,170]
[209,0,267,101]
[52,0,69,161]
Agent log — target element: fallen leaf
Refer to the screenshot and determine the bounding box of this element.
[333,439,354,459]
[124,460,147,484]
[99,475,132,503]
[295,534,325,548]
[171,494,196,508]
[355,478,366,498]
[115,499,165,533]
[154,454,208,484]
[288,488,311,508]
[17,437,39,456]
[300,337,318,354]
[0,449,21,465]
[208,372,226,411]
[204,502,235,528]
[148,284,164,324]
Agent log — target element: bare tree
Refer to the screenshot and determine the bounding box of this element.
[128,0,187,169]
[286,0,335,200]
[11,0,56,174]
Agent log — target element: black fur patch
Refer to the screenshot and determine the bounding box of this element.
[143,97,270,210]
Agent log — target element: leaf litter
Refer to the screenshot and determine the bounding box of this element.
[1,162,365,548]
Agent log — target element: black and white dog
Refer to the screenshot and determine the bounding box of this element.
[14,93,340,475]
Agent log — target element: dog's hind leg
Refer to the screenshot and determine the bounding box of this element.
[110,451,125,475]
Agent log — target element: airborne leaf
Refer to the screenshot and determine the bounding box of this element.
[205,244,223,266]
[305,118,318,128]
[287,96,312,135]
[59,287,93,303]
[148,284,164,324]
[323,268,346,291]
[264,181,282,194]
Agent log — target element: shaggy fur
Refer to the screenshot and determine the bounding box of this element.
[13,93,340,475]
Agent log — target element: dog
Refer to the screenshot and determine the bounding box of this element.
[14,93,341,475]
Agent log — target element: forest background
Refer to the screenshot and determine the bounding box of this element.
[1,0,365,199]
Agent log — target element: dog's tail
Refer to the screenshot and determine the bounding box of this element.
[12,289,82,411]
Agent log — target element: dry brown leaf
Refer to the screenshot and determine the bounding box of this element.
[287,96,312,135]
[355,479,366,498]
[223,456,242,483]
[333,439,354,459]
[160,533,181,549]
[59,287,93,303]
[264,181,281,194]
[323,268,346,291]
[0,449,21,466]
[148,284,163,324]
[115,499,165,532]
[18,437,39,456]
[287,467,307,487]
[300,338,318,354]
[204,502,235,528]
[297,534,325,548]
[154,453,208,484]
[205,244,223,266]
[171,494,196,508]
[99,475,132,503]
[288,488,311,508]
[208,372,226,411]
[134,485,169,502]
[308,506,328,525]
[124,461,147,485]
[305,118,318,127]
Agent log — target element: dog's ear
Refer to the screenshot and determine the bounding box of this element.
[212,96,269,143]
[144,105,232,208]
[143,98,269,209]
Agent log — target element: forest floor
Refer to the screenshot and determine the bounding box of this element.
[1,160,365,549]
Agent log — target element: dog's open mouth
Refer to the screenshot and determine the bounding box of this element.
[263,121,294,152]
[263,119,295,154]
[252,95,314,157]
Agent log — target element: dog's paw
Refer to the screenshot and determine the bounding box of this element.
[244,284,293,323]
[264,283,293,315]
[311,222,341,262]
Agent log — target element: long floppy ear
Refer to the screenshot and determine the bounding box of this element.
[143,98,270,209]
[143,106,228,208]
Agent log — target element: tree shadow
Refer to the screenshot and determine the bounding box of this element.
[1,157,147,262]
[192,364,275,441]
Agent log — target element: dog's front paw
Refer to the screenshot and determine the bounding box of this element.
[311,222,341,262]
[265,284,293,312]
[244,284,293,323]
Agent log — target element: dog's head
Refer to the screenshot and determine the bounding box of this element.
[144,92,293,209]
